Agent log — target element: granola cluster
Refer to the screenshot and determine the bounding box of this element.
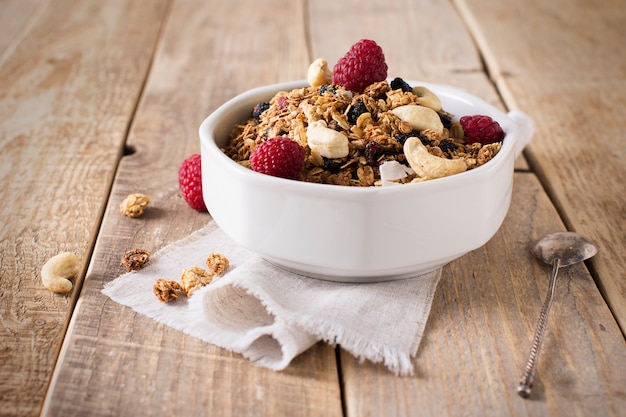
[152,252,230,302]
[120,193,151,217]
[223,80,502,186]
[121,248,151,271]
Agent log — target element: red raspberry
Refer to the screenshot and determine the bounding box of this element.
[249,137,306,179]
[459,115,505,145]
[332,39,388,91]
[178,154,207,212]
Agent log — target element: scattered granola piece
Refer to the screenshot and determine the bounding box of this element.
[179,266,214,297]
[206,253,230,276]
[121,248,151,271]
[153,278,183,302]
[120,193,150,217]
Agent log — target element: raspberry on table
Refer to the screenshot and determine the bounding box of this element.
[249,137,306,179]
[459,115,505,145]
[332,39,388,92]
[178,153,207,212]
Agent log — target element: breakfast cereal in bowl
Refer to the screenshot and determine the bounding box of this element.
[199,40,533,281]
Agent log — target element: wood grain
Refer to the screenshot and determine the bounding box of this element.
[0,1,169,416]
[454,0,626,332]
[339,173,626,416]
[0,0,42,58]
[42,1,343,416]
[2,0,623,415]
[308,0,626,415]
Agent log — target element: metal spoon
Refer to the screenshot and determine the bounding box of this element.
[517,231,598,398]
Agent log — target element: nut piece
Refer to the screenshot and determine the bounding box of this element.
[404,136,467,179]
[121,248,151,271]
[306,120,349,159]
[153,278,184,302]
[206,253,230,276]
[412,86,442,111]
[307,58,332,88]
[391,105,443,135]
[120,193,150,218]
[41,252,79,293]
[179,266,214,297]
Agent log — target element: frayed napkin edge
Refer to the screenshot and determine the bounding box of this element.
[217,269,442,376]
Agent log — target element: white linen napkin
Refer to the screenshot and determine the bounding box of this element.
[102,222,442,375]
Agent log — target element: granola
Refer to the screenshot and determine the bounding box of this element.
[223,80,502,186]
[205,253,230,276]
[179,266,214,297]
[121,248,151,271]
[153,278,183,302]
[120,193,150,217]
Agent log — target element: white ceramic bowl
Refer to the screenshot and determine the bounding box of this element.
[200,80,533,282]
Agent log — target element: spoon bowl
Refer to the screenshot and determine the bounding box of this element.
[531,231,598,268]
[517,231,597,398]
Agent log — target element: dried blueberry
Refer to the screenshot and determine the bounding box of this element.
[347,100,369,125]
[394,133,412,145]
[417,132,432,146]
[252,102,270,120]
[438,111,452,129]
[323,157,343,173]
[438,141,457,154]
[319,84,338,95]
[390,77,412,93]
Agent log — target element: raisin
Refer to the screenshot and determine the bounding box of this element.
[365,141,383,165]
[327,119,342,131]
[390,77,412,93]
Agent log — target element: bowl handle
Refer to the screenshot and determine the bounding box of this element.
[507,111,535,159]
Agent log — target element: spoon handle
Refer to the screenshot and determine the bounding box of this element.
[517,258,562,398]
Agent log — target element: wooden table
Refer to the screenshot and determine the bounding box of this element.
[1,0,624,416]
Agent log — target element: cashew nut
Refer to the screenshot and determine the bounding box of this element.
[412,86,442,111]
[306,120,349,159]
[403,136,467,179]
[307,58,333,88]
[41,252,80,293]
[391,105,443,135]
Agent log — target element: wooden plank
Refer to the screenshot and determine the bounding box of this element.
[42,1,344,416]
[308,0,626,415]
[0,1,169,416]
[453,0,626,331]
[0,0,41,57]
[339,173,626,416]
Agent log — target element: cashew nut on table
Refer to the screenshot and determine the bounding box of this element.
[41,252,80,293]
